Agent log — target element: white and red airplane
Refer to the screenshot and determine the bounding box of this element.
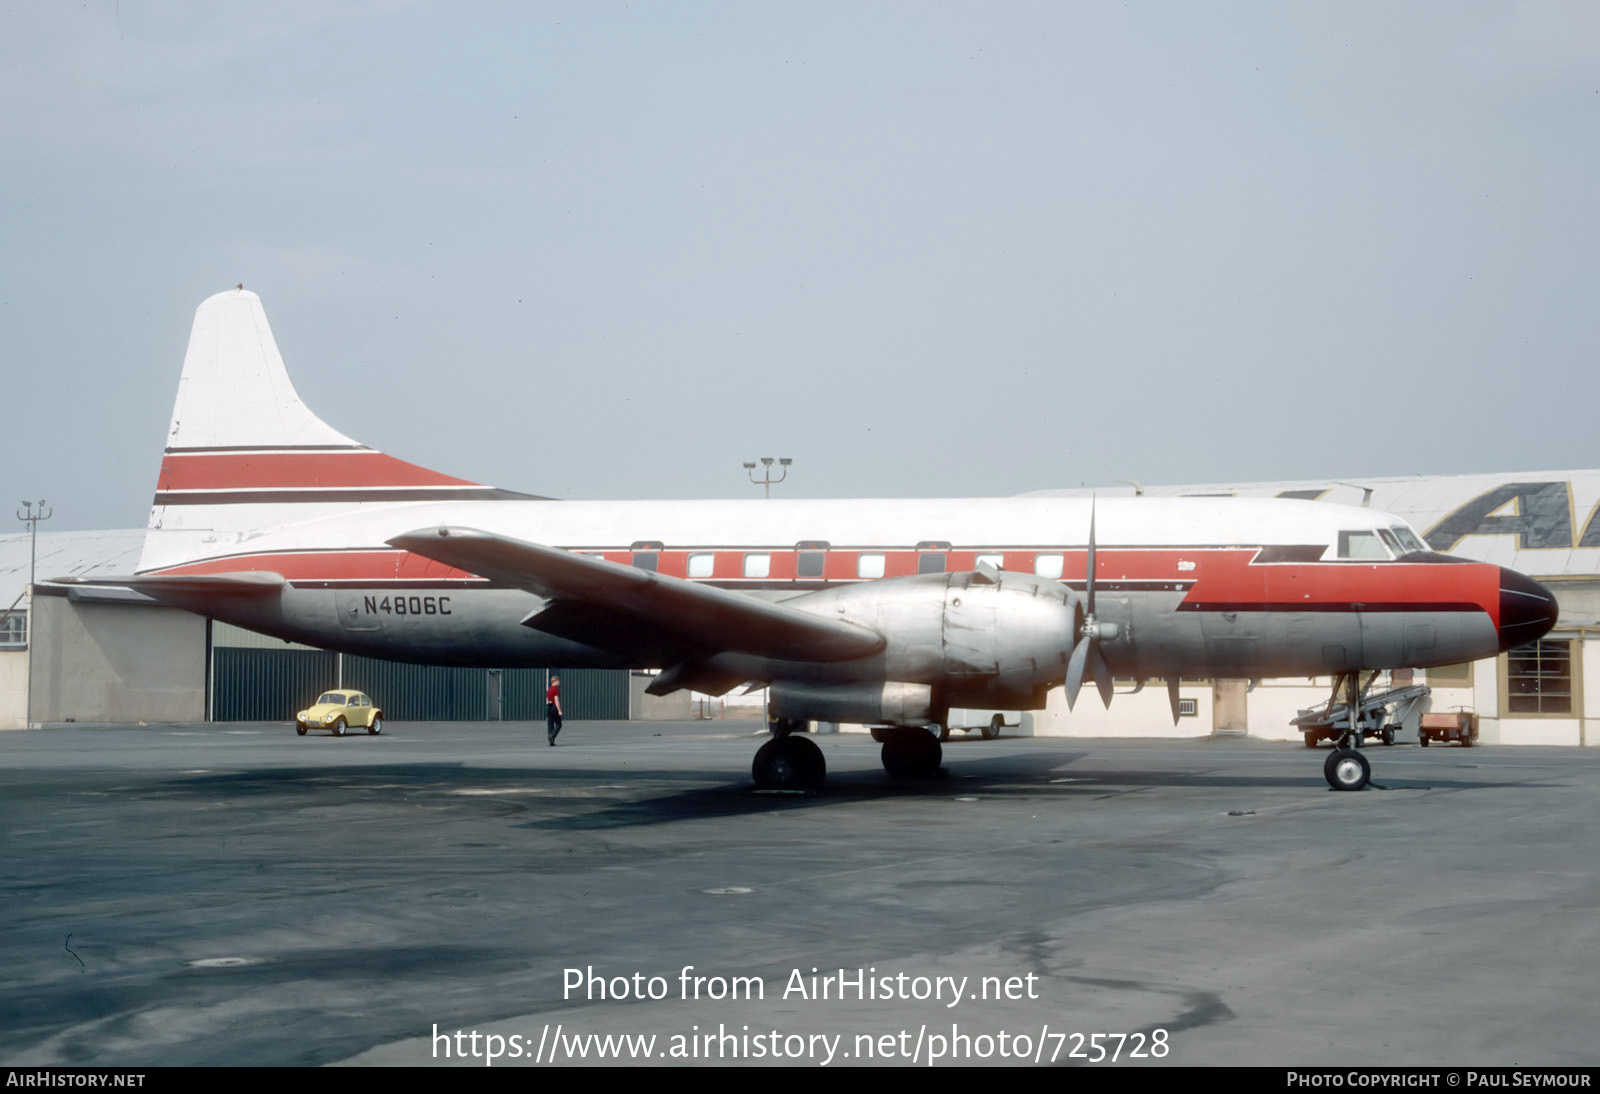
[79,288,1558,792]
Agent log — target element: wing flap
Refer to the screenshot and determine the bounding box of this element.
[388,526,884,663]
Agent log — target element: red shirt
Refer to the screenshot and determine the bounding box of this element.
[546,682,560,702]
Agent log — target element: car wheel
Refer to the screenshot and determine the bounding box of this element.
[368,716,383,736]
[331,717,346,737]
[296,722,307,736]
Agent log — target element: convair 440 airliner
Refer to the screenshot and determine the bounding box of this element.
[72,288,1558,792]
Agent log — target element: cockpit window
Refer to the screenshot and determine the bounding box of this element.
[1377,528,1403,556]
[1338,531,1391,560]
[1391,526,1426,554]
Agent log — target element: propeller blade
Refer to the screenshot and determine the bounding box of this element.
[1090,643,1114,708]
[1065,636,1089,710]
[1085,497,1097,617]
[1167,677,1181,725]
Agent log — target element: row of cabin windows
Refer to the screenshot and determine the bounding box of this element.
[630,550,1071,580]
[615,533,1422,576]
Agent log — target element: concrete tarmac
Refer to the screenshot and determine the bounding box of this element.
[2,720,1597,1067]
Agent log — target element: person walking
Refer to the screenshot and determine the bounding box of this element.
[545,675,563,745]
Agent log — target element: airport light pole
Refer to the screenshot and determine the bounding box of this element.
[744,457,791,499]
[17,499,51,592]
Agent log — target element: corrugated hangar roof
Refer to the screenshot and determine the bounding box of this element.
[0,529,144,608]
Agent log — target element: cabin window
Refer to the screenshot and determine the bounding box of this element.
[632,552,659,571]
[1505,639,1574,715]
[797,552,825,578]
[687,553,714,578]
[1337,531,1389,560]
[743,553,770,578]
[857,553,885,579]
[975,553,1004,570]
[918,553,946,574]
[1034,553,1064,579]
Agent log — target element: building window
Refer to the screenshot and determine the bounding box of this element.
[0,610,24,649]
[1425,661,1474,688]
[1505,639,1574,715]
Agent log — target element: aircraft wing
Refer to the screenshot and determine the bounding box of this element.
[387,526,885,664]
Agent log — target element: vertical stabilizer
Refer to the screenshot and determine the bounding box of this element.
[167,288,359,451]
[139,288,527,575]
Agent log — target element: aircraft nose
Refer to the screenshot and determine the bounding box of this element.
[1498,568,1559,652]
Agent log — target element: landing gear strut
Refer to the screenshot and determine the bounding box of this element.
[880,726,943,778]
[1325,671,1371,792]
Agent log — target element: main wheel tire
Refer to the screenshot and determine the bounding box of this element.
[331,717,346,737]
[881,728,942,778]
[981,714,1003,741]
[752,734,825,791]
[1324,747,1371,791]
[869,727,888,743]
[368,716,383,735]
[296,722,307,736]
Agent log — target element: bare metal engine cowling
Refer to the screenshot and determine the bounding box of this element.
[767,568,1078,724]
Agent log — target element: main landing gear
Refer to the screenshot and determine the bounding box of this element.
[750,719,947,790]
[879,726,942,779]
[752,718,826,791]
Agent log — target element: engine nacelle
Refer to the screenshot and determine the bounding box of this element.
[783,568,1079,711]
[769,681,935,725]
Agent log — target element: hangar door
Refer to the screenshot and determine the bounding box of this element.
[211,647,629,722]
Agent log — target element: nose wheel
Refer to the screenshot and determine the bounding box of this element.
[1324,747,1371,791]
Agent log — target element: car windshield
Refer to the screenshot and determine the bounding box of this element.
[317,693,346,705]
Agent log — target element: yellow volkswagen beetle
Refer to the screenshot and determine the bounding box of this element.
[296,691,384,737]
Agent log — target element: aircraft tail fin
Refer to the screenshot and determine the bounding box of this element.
[139,288,535,574]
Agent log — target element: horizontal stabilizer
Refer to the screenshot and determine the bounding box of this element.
[389,526,885,663]
[56,572,287,598]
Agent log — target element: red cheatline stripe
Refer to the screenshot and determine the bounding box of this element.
[158,451,480,491]
[146,545,1504,620]
[154,551,481,582]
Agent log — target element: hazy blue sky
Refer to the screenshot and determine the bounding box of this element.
[4,2,1598,529]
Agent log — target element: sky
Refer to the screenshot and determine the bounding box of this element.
[3,1,1598,531]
